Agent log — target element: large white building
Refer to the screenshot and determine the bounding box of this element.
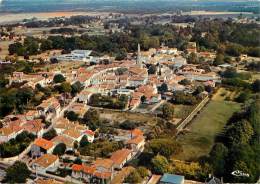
[54,50,92,62]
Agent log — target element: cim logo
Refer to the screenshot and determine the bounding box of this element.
[231,170,250,177]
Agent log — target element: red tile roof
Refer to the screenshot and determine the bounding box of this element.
[131,129,143,137]
[84,130,95,136]
[110,149,132,165]
[127,136,145,145]
[34,138,54,150]
[71,164,83,172]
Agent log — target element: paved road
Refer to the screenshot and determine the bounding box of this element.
[150,100,166,113]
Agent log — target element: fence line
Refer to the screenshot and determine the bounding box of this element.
[176,96,210,133]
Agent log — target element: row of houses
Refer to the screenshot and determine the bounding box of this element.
[70,129,145,183]
[29,128,145,184]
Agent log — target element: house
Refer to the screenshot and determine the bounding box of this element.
[67,102,87,117]
[159,173,185,184]
[31,138,55,158]
[130,128,144,138]
[0,125,23,143]
[129,92,143,109]
[32,154,59,173]
[186,48,197,54]
[136,84,161,104]
[51,135,75,151]
[128,67,148,77]
[63,128,84,142]
[170,57,187,69]
[198,52,216,60]
[126,135,145,154]
[72,159,114,183]
[36,97,61,119]
[54,50,92,62]
[54,118,86,134]
[128,76,148,87]
[53,118,70,134]
[25,110,39,120]
[83,129,95,143]
[93,159,114,182]
[78,90,93,104]
[35,178,63,184]
[110,149,133,169]
[22,119,44,137]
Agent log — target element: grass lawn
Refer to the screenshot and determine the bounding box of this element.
[252,72,260,81]
[99,109,160,126]
[212,87,240,101]
[173,104,195,119]
[175,99,241,161]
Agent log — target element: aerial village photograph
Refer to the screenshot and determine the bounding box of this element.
[0,0,259,184]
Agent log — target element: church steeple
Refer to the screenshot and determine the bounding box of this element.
[137,43,142,67]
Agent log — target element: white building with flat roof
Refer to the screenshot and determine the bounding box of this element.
[54,50,92,62]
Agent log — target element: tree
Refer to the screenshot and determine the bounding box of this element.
[53,74,66,83]
[124,170,142,183]
[179,79,191,86]
[151,155,170,174]
[148,65,157,74]
[225,44,244,57]
[80,135,89,147]
[137,166,149,178]
[83,109,101,131]
[53,143,66,156]
[141,95,147,103]
[252,79,260,93]
[209,143,228,177]
[193,85,205,96]
[43,128,57,140]
[235,92,250,103]
[160,83,168,93]
[225,120,253,146]
[4,161,31,183]
[65,111,79,121]
[187,52,199,64]
[74,141,79,149]
[83,108,100,124]
[213,53,225,66]
[120,120,139,130]
[147,138,182,159]
[171,91,198,105]
[0,76,9,88]
[74,157,82,164]
[162,103,174,120]
[59,82,72,93]
[115,49,127,60]
[221,67,238,78]
[8,42,24,55]
[71,81,82,95]
[50,57,58,64]
[41,39,53,51]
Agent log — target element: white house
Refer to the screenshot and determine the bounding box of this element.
[110,149,133,169]
[32,154,59,173]
[83,130,95,143]
[54,50,92,62]
[31,138,55,158]
[0,126,24,143]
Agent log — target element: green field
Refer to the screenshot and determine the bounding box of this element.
[175,100,241,161]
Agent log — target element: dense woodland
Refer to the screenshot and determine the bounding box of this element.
[7,19,260,59]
